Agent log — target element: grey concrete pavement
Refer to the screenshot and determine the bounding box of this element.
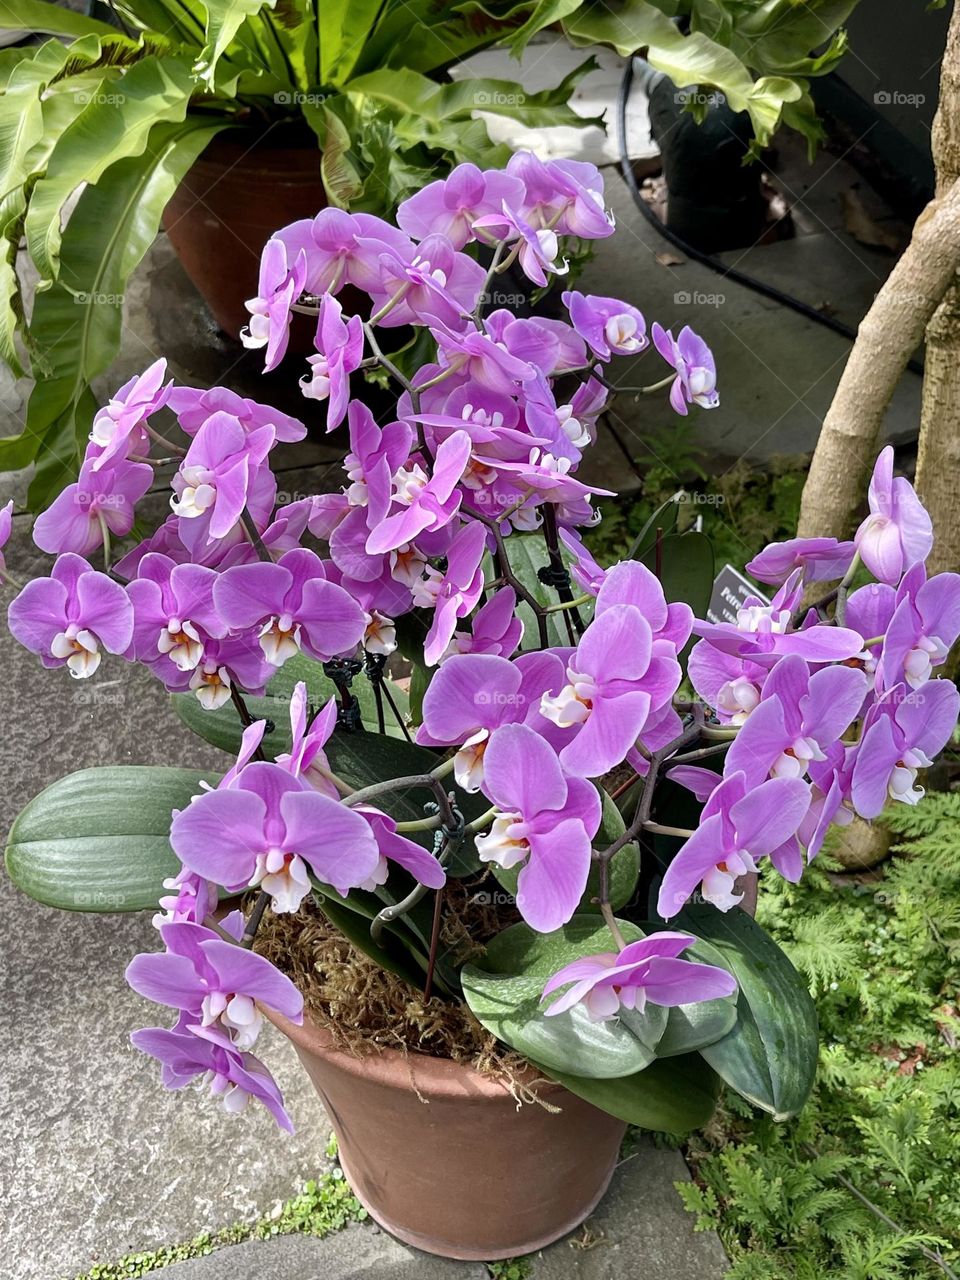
[136,1138,728,1279]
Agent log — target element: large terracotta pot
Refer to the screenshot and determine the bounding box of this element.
[269,1010,627,1261]
[162,129,326,340]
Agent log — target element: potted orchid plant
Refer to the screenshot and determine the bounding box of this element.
[5,152,959,1262]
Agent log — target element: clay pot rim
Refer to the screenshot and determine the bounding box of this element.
[265,1006,568,1103]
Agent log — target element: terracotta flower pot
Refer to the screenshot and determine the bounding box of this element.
[268,1010,627,1261]
[162,128,326,340]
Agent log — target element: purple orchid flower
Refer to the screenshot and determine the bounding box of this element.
[409,385,535,459]
[878,564,960,691]
[746,536,857,587]
[273,684,339,798]
[541,931,736,1022]
[32,456,152,557]
[182,632,275,709]
[8,552,132,677]
[594,559,694,649]
[473,202,568,288]
[445,586,523,660]
[855,447,933,584]
[691,571,865,665]
[506,152,615,240]
[154,865,218,929]
[397,163,526,249]
[413,520,488,666]
[686,641,767,723]
[562,291,647,360]
[88,358,171,469]
[540,603,682,778]
[355,808,447,891]
[417,649,566,790]
[483,448,609,513]
[484,309,587,377]
[301,293,365,431]
[724,655,867,785]
[476,723,601,933]
[365,430,472,555]
[558,527,606,596]
[657,771,812,917]
[343,403,414,532]
[370,234,486,329]
[170,759,381,912]
[170,413,275,543]
[0,498,12,583]
[214,547,366,667]
[126,552,225,677]
[126,919,304,1051]
[168,384,306,444]
[651,323,719,414]
[241,237,307,372]
[851,680,959,818]
[844,580,896,683]
[286,209,413,295]
[130,1023,294,1131]
[431,322,536,395]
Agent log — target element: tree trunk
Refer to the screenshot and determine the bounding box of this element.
[797,179,960,541]
[916,0,960,575]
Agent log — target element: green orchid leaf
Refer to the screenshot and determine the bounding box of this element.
[171,654,411,757]
[657,993,739,1057]
[461,914,658,1078]
[5,765,219,911]
[648,930,740,1057]
[310,886,437,992]
[626,492,681,560]
[539,1051,722,1132]
[640,530,715,621]
[678,902,818,1120]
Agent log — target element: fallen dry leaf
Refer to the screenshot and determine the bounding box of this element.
[655,251,685,267]
[841,189,902,253]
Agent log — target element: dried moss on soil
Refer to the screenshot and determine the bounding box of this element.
[254,892,534,1086]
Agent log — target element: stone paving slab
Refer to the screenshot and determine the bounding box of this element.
[157,1227,489,1279]
[146,1139,728,1279]
[532,1139,728,1277]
